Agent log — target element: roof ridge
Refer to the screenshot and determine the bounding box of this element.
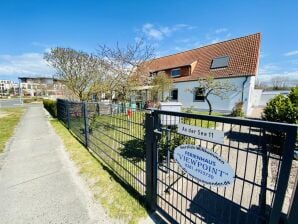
[152,32,261,61]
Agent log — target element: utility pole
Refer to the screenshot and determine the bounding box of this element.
[19,78,23,105]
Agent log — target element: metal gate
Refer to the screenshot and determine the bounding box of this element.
[56,100,297,224]
[145,110,297,224]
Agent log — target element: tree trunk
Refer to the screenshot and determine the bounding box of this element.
[110,91,113,114]
[206,97,213,115]
[78,91,84,101]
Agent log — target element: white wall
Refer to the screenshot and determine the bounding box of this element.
[251,89,263,107]
[258,90,290,106]
[172,76,254,115]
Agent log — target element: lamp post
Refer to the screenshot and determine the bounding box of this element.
[19,78,23,105]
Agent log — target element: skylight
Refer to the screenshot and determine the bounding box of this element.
[211,56,229,69]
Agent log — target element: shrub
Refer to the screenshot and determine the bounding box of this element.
[230,101,244,117]
[288,85,298,107]
[262,94,298,124]
[43,99,57,118]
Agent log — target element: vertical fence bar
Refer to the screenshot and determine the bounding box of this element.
[67,101,70,129]
[83,102,89,148]
[56,99,60,120]
[152,111,160,210]
[259,130,268,219]
[145,110,157,211]
[269,127,297,224]
[287,171,298,224]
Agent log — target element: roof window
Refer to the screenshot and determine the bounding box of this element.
[211,56,229,69]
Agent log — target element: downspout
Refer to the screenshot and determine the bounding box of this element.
[241,76,248,102]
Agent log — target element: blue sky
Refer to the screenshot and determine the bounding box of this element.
[0,0,298,83]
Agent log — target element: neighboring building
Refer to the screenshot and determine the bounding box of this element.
[145,33,261,116]
[18,76,66,98]
[0,80,18,96]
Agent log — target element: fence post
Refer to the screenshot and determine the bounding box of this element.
[287,172,298,224]
[67,101,70,129]
[145,110,158,211]
[83,102,89,148]
[96,102,100,115]
[269,126,297,224]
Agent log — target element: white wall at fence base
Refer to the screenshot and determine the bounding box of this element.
[172,76,254,116]
[160,102,182,125]
[251,89,263,107]
[258,90,290,106]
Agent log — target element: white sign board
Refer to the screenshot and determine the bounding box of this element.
[177,123,224,144]
[174,144,235,186]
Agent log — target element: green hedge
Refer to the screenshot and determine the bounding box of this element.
[43,99,57,118]
[262,94,298,124]
[23,97,43,103]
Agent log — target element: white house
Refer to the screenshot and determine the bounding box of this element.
[18,76,66,97]
[0,80,18,96]
[146,33,261,116]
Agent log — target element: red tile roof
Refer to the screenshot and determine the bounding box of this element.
[147,33,261,82]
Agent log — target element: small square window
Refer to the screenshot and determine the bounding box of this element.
[171,89,178,101]
[194,88,205,101]
[171,68,181,77]
[211,56,229,69]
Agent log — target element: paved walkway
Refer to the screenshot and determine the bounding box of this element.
[0,104,105,224]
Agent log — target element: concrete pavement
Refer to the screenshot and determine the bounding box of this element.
[0,104,108,224]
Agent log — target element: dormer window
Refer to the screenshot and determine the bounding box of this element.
[211,56,229,69]
[149,72,157,77]
[171,68,181,77]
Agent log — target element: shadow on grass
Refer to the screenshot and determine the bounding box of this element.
[120,139,146,163]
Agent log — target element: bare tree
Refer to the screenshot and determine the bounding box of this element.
[150,72,173,101]
[44,47,103,101]
[97,38,155,102]
[194,77,237,115]
[271,76,289,90]
[255,78,266,89]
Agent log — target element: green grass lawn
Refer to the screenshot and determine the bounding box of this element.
[50,119,148,224]
[0,107,25,153]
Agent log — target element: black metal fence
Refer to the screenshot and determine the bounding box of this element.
[56,99,298,224]
[57,99,147,198]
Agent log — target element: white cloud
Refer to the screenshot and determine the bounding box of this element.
[0,52,55,78]
[205,28,231,45]
[214,28,228,34]
[141,23,196,40]
[258,62,298,84]
[284,50,298,56]
[258,71,298,84]
[210,38,221,44]
[259,63,281,75]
